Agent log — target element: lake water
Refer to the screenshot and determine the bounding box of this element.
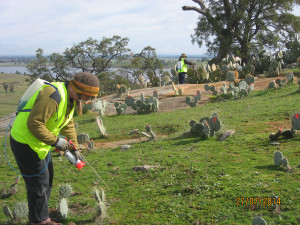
[0,66,28,74]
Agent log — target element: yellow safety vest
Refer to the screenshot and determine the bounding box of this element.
[11,82,75,159]
[177,58,188,73]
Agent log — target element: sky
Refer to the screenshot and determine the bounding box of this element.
[0,0,299,56]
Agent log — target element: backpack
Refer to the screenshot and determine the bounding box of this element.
[175,60,182,71]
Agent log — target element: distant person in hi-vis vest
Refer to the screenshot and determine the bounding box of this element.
[176,53,195,84]
[10,72,99,225]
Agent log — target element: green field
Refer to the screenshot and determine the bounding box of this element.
[0,75,299,224]
[0,73,30,117]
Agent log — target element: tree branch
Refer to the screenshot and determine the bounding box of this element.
[182,0,210,16]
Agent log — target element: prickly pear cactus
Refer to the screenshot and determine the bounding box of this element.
[292,113,300,130]
[226,71,237,82]
[245,74,255,85]
[286,71,294,83]
[202,122,211,140]
[274,151,283,166]
[96,116,107,137]
[13,202,28,220]
[88,139,94,150]
[252,216,267,225]
[115,102,127,115]
[93,100,108,117]
[281,158,288,167]
[77,133,90,144]
[59,198,68,219]
[185,96,191,104]
[204,84,210,91]
[209,114,222,135]
[153,90,158,98]
[268,81,276,89]
[59,184,73,198]
[94,188,107,218]
[274,151,289,167]
[125,95,135,106]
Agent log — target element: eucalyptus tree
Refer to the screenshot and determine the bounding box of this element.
[182,0,300,64]
[26,36,131,82]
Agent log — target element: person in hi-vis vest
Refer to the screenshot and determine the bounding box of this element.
[10,72,99,225]
[176,53,195,84]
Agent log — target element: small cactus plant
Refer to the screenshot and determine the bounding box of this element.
[286,71,294,83]
[268,81,276,89]
[58,184,73,219]
[245,74,255,85]
[94,188,107,219]
[189,113,222,140]
[252,216,267,225]
[59,184,73,198]
[274,151,289,168]
[96,116,107,137]
[185,90,201,107]
[116,84,128,97]
[172,82,183,95]
[88,139,94,150]
[93,100,109,117]
[3,202,29,222]
[292,113,300,130]
[13,202,28,220]
[124,92,159,114]
[77,133,90,144]
[114,102,127,115]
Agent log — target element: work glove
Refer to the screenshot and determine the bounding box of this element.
[71,149,82,161]
[54,137,70,151]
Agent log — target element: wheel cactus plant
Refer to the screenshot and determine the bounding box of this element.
[185,90,201,107]
[292,113,300,130]
[114,102,127,115]
[286,71,294,83]
[274,151,289,167]
[94,188,107,219]
[58,184,73,219]
[3,202,29,222]
[252,216,267,225]
[189,113,222,140]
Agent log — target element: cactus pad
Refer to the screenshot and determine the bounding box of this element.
[59,198,68,219]
[292,113,300,130]
[274,151,283,166]
[77,133,90,144]
[245,74,255,85]
[252,216,267,225]
[268,81,276,89]
[125,95,135,106]
[13,202,28,219]
[59,184,73,198]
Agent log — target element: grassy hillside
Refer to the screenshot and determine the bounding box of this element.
[0,81,299,224]
[0,73,30,117]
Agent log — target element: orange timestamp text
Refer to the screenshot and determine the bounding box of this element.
[236,197,280,206]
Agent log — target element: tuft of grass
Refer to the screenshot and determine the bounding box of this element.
[0,80,299,224]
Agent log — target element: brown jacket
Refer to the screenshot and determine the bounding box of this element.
[27,82,78,147]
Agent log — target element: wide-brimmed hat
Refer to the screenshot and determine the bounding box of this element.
[69,72,99,97]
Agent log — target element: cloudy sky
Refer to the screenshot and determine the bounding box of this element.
[1,0,299,56]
